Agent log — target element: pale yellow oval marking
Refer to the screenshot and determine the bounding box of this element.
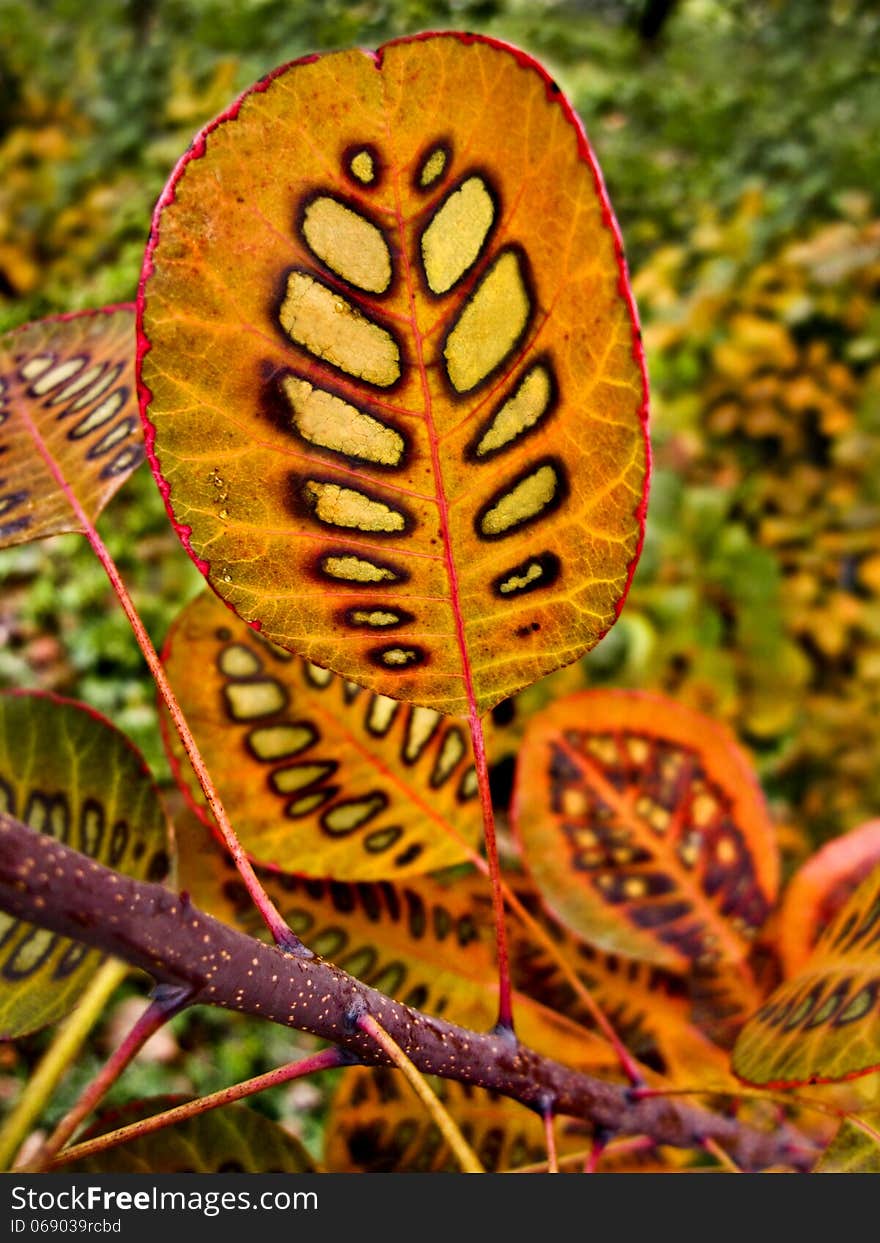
[302,196,392,294]
[304,481,405,533]
[70,365,122,412]
[419,146,447,188]
[224,680,286,720]
[403,706,441,763]
[350,609,402,627]
[431,727,465,786]
[219,644,262,678]
[835,986,874,1024]
[7,926,55,972]
[349,149,375,184]
[444,250,531,393]
[0,494,24,516]
[286,791,331,817]
[715,836,738,865]
[69,389,125,438]
[48,363,102,406]
[50,801,68,839]
[248,723,316,761]
[808,992,843,1027]
[19,354,54,380]
[279,272,400,387]
[304,661,333,688]
[628,737,650,764]
[271,762,335,794]
[280,375,404,466]
[476,364,553,457]
[320,555,399,584]
[458,767,478,799]
[90,419,133,456]
[480,463,560,537]
[691,794,719,827]
[380,648,420,667]
[421,176,494,295]
[623,876,648,899]
[323,794,386,834]
[30,356,86,395]
[498,561,544,595]
[367,694,398,735]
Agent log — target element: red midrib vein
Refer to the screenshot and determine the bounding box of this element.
[387,159,477,722]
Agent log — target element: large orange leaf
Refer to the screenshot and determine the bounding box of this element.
[175,808,617,1073]
[138,33,648,716]
[777,820,880,977]
[0,306,143,548]
[162,590,482,878]
[733,863,880,1088]
[512,691,779,971]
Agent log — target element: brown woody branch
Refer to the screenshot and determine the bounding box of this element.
[0,814,814,1171]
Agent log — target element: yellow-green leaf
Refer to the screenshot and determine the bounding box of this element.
[734,864,880,1087]
[815,1118,880,1173]
[0,692,170,1038]
[163,590,482,878]
[139,33,648,716]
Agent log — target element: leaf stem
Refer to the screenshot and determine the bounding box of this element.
[32,982,192,1168]
[468,706,514,1033]
[542,1108,559,1173]
[358,1013,484,1174]
[0,958,128,1171]
[42,1046,345,1170]
[12,395,304,954]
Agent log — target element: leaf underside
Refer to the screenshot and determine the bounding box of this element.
[139,33,648,716]
[512,690,779,971]
[0,692,169,1037]
[734,863,880,1088]
[163,591,482,879]
[174,809,617,1072]
[0,306,143,548]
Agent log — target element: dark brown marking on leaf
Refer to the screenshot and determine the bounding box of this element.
[394,844,423,868]
[363,826,403,853]
[413,140,452,192]
[404,890,427,939]
[343,143,382,188]
[474,456,569,543]
[296,188,397,298]
[368,644,427,671]
[465,354,559,463]
[416,168,500,299]
[52,940,90,979]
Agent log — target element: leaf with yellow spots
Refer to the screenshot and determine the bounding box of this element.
[174,808,618,1073]
[0,305,143,548]
[494,884,739,1086]
[777,820,880,977]
[138,32,648,716]
[326,1066,587,1172]
[733,864,880,1088]
[511,691,779,972]
[162,590,483,879]
[0,692,170,1038]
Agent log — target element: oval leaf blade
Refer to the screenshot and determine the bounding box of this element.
[512,690,779,970]
[139,33,649,716]
[68,1099,315,1173]
[733,863,880,1088]
[0,692,170,1037]
[163,590,482,878]
[0,306,143,548]
[175,809,617,1072]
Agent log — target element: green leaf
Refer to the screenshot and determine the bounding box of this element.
[815,1119,880,1174]
[68,1098,315,1173]
[0,691,170,1037]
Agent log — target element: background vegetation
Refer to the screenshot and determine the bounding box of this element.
[1,0,878,1160]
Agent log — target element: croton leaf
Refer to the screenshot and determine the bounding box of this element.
[814,1118,880,1174]
[138,32,649,717]
[163,591,481,878]
[326,1065,585,1173]
[0,305,143,548]
[0,692,169,1038]
[67,1098,315,1173]
[512,690,779,971]
[175,809,617,1072]
[733,863,880,1088]
[777,820,880,977]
